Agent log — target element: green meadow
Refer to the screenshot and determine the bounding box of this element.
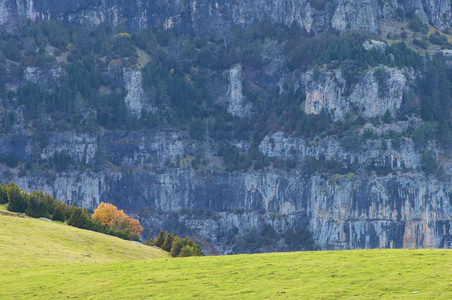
[1,204,452,299]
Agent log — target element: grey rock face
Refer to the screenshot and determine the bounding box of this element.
[331,0,379,32]
[123,68,146,118]
[2,0,451,33]
[304,69,348,121]
[2,0,452,255]
[259,128,421,171]
[423,0,452,30]
[1,127,450,253]
[363,40,387,52]
[7,160,452,253]
[227,64,251,118]
[24,66,63,83]
[305,66,407,121]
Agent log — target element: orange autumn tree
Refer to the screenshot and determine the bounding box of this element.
[92,202,143,238]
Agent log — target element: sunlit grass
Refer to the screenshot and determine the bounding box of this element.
[0,205,168,270]
[1,205,452,299]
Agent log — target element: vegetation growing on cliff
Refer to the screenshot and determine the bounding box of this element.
[1,17,451,177]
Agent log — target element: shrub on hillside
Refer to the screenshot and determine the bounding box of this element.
[68,207,102,232]
[52,203,66,221]
[179,245,196,257]
[26,193,48,218]
[408,16,428,34]
[107,227,130,240]
[153,231,203,257]
[429,32,449,46]
[0,184,7,204]
[64,205,75,221]
[6,182,28,213]
[170,236,183,257]
[413,38,428,49]
[143,237,154,246]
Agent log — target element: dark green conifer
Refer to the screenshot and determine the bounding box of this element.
[154,230,166,247]
[161,233,174,252]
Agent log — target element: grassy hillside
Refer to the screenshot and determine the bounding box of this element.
[2,204,452,299]
[0,204,168,270]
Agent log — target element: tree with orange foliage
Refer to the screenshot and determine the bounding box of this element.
[92,202,143,238]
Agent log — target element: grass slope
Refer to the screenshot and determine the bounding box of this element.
[0,205,168,270]
[2,205,452,299]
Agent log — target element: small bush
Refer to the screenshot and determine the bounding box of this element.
[107,227,130,240]
[68,207,97,230]
[429,32,449,46]
[143,237,154,246]
[408,16,428,34]
[346,173,355,181]
[413,38,428,49]
[420,150,438,174]
[26,194,48,218]
[52,203,66,222]
[179,245,195,257]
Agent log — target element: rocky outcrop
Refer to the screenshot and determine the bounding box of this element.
[363,40,386,52]
[227,64,251,118]
[332,0,379,32]
[24,66,63,83]
[1,0,451,34]
[350,67,407,119]
[304,69,348,121]
[305,66,407,121]
[259,129,421,171]
[422,0,452,30]
[124,68,146,118]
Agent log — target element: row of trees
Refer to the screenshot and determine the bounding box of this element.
[147,230,204,257]
[2,182,143,241]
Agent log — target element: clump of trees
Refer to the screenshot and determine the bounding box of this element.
[2,181,143,241]
[148,230,204,257]
[92,202,143,240]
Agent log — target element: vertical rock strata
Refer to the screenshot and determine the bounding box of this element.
[1,129,450,253]
[1,0,451,33]
[124,68,146,117]
[227,65,251,118]
[305,67,407,121]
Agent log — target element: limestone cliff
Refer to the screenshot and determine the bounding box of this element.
[227,64,251,118]
[1,0,451,33]
[1,125,450,253]
[305,66,408,121]
[124,68,146,117]
[1,0,452,255]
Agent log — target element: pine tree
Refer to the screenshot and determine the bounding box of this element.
[6,182,27,213]
[154,230,166,247]
[0,184,7,204]
[161,233,174,251]
[170,236,183,257]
